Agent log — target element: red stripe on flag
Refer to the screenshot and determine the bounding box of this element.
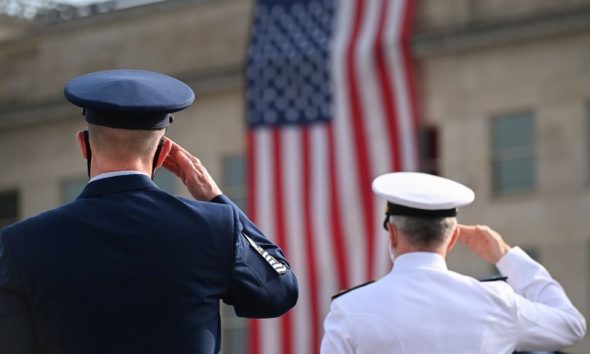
[345,0,375,279]
[374,0,401,171]
[246,130,260,354]
[327,124,349,290]
[301,127,320,353]
[272,129,292,354]
[401,0,420,170]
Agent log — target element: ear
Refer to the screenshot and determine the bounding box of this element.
[387,222,398,249]
[155,137,172,168]
[446,224,460,253]
[76,131,88,159]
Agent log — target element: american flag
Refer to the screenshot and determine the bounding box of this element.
[245,0,419,353]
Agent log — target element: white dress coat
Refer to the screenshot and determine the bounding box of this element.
[321,247,586,354]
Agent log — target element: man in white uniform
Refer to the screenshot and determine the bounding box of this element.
[321,172,586,354]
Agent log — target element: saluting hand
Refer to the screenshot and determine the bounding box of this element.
[458,225,512,264]
[162,138,223,201]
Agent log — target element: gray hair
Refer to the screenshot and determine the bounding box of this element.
[389,215,457,248]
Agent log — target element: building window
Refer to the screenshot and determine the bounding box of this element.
[587,101,590,181]
[222,155,247,210]
[220,304,248,354]
[0,190,18,228]
[153,168,176,195]
[419,125,439,175]
[220,155,248,353]
[491,112,536,195]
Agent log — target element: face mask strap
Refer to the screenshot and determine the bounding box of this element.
[151,138,164,180]
[83,130,92,178]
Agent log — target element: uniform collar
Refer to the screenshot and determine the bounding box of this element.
[89,170,149,183]
[392,252,448,273]
[78,174,158,198]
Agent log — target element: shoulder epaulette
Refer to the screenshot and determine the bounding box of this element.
[477,275,508,282]
[331,281,375,301]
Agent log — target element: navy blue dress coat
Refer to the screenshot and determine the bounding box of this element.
[0,174,298,354]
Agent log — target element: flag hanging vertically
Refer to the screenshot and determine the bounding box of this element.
[245,0,419,353]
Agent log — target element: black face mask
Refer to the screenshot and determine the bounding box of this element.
[151,138,164,179]
[83,130,92,179]
[83,130,164,180]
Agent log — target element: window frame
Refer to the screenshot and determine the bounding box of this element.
[0,189,19,228]
[219,154,249,354]
[490,110,537,197]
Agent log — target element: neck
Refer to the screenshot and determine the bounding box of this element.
[89,156,152,179]
[393,242,448,259]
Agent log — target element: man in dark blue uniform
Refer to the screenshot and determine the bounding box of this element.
[0,70,298,354]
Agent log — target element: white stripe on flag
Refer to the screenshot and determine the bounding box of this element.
[282,127,311,354]
[355,0,397,278]
[332,0,366,287]
[253,128,281,354]
[356,0,392,179]
[387,0,418,171]
[310,124,338,322]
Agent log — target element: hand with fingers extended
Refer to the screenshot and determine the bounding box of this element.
[458,224,512,264]
[162,138,223,201]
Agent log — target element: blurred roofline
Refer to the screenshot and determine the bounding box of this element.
[413,3,590,57]
[0,0,213,25]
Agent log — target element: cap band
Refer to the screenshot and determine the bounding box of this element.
[85,110,172,130]
[382,202,458,231]
[386,202,457,218]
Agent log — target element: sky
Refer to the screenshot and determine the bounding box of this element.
[57,0,111,4]
[56,0,165,8]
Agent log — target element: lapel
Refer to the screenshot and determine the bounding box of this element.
[78,174,158,198]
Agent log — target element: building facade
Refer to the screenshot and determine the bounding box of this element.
[1,0,589,352]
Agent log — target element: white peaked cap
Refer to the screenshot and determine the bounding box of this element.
[372,172,475,213]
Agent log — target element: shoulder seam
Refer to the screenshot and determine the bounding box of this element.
[331,280,375,301]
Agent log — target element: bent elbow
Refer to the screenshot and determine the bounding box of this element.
[559,314,587,348]
[264,274,299,317]
[570,316,586,344]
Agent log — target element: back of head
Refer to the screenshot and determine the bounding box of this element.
[372,172,474,252]
[64,70,195,174]
[88,124,164,163]
[389,215,457,249]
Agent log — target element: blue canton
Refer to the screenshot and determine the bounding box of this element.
[246,0,335,127]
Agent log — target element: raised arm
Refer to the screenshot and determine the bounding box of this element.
[215,194,298,317]
[163,138,298,317]
[459,225,586,351]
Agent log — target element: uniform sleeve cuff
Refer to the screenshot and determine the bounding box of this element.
[495,246,547,293]
[495,246,529,274]
[210,194,231,204]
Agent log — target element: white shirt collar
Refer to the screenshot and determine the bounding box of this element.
[392,252,448,273]
[89,170,149,183]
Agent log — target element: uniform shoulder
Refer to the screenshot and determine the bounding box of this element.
[476,275,508,283]
[175,196,237,228]
[471,274,516,308]
[1,204,69,237]
[176,196,233,215]
[331,280,375,301]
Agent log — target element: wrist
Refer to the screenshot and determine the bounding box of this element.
[493,243,511,264]
[208,192,223,201]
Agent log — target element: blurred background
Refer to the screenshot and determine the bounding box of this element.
[1,0,589,353]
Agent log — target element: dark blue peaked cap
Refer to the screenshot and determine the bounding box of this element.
[64,69,195,130]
